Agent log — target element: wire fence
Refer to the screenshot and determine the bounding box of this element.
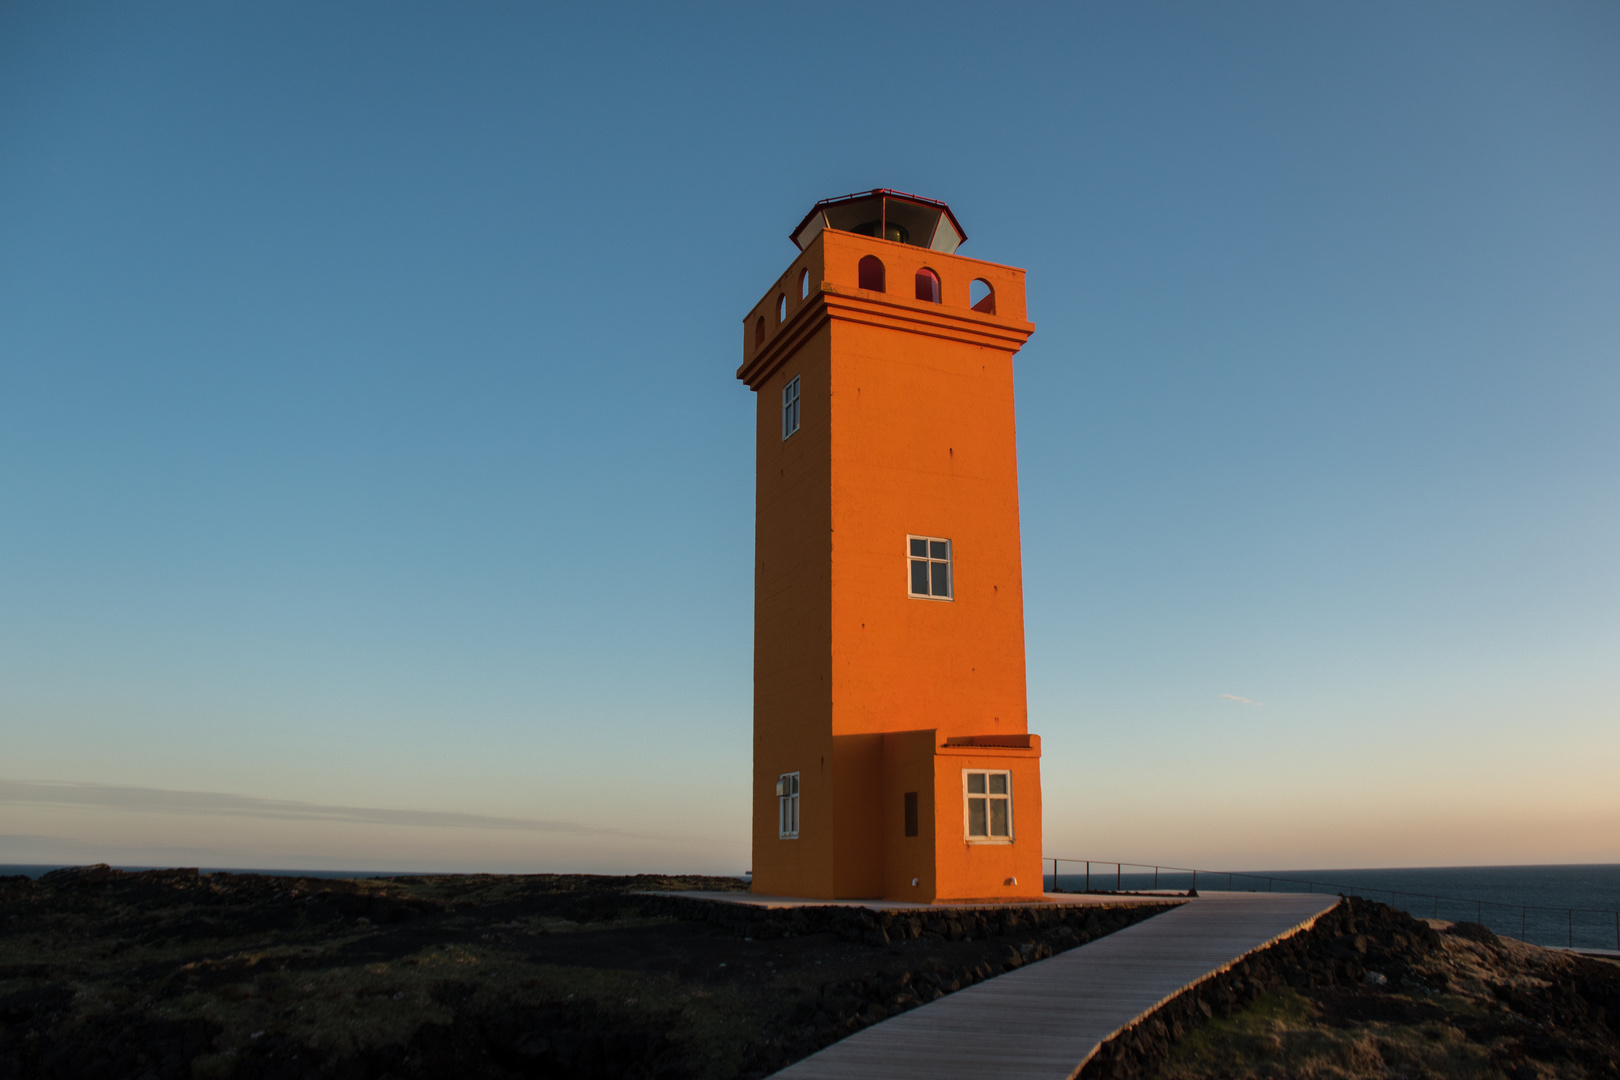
[1046,857,1620,953]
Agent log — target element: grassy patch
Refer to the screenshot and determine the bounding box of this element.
[1160,988,1499,1080]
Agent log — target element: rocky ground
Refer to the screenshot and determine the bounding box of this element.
[11,869,1612,1080]
[1081,896,1620,1080]
[0,865,1166,1079]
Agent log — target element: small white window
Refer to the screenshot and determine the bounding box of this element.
[777,293,787,322]
[964,770,1012,841]
[907,535,951,599]
[799,268,810,299]
[776,772,800,838]
[782,375,801,441]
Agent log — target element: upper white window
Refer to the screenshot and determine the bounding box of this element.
[782,375,801,440]
[908,536,951,599]
[776,772,800,838]
[964,770,1012,841]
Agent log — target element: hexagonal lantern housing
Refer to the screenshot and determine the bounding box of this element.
[790,188,967,254]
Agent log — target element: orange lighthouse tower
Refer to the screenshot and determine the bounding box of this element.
[738,190,1041,903]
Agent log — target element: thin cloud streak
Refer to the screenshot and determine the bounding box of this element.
[1218,693,1263,706]
[0,779,666,842]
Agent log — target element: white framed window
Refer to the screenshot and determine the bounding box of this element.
[782,375,801,440]
[776,772,800,838]
[907,535,951,599]
[964,770,1012,842]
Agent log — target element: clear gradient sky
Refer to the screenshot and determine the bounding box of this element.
[2,2,1617,876]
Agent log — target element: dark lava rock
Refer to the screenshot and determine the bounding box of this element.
[1,869,1169,1080]
[1447,919,1501,946]
[1078,895,1620,1080]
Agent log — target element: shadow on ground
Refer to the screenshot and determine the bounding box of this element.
[0,866,1164,1079]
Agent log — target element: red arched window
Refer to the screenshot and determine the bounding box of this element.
[858,255,885,292]
[970,278,995,314]
[915,268,941,303]
[755,315,766,347]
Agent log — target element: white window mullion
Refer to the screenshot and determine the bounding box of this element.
[907,535,952,600]
[963,769,1013,843]
[777,771,800,839]
[781,376,801,441]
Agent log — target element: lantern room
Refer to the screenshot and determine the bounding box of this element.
[789,188,968,254]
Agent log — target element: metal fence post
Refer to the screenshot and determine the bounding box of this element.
[1117,864,1121,892]
[1085,861,1090,892]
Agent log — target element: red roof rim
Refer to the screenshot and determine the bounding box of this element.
[789,188,968,249]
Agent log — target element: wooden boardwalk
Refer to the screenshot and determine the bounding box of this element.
[770,892,1339,1080]
[659,890,1186,913]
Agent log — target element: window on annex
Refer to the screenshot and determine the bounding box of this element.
[777,293,787,322]
[907,535,951,599]
[964,771,1012,841]
[781,375,801,440]
[777,772,800,838]
[799,268,810,299]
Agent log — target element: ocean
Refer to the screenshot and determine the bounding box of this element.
[1050,863,1620,951]
[0,865,402,881]
[7,861,1618,951]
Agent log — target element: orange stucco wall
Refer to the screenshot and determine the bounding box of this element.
[933,745,1044,901]
[881,730,937,901]
[742,227,1040,902]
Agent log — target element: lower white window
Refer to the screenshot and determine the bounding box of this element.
[776,772,800,838]
[964,770,1012,841]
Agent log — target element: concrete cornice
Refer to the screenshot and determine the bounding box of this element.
[736,285,1036,391]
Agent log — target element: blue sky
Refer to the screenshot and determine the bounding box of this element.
[2,1,1616,874]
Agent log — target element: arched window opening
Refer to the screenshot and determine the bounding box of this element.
[799,268,810,299]
[777,294,787,322]
[915,268,941,304]
[858,255,886,292]
[970,279,995,314]
[755,315,766,347]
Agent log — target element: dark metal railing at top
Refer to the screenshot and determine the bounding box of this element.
[1046,857,1620,953]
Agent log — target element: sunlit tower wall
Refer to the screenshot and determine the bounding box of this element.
[738,190,1041,903]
